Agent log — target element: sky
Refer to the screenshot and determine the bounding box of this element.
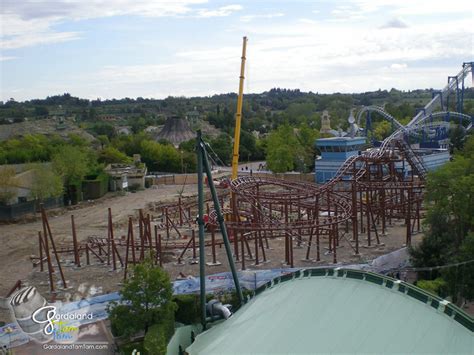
[0,0,473,102]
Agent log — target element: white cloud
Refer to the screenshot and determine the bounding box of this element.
[196,5,243,18]
[13,8,467,99]
[380,18,408,29]
[240,12,284,22]
[0,13,82,49]
[148,16,470,96]
[350,0,472,15]
[0,55,16,61]
[0,0,237,50]
[298,18,318,25]
[390,63,408,70]
[1,0,208,21]
[2,0,472,100]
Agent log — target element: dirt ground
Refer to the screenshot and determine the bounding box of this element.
[0,183,427,323]
[0,185,195,293]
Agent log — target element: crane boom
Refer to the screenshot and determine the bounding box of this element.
[231,36,247,180]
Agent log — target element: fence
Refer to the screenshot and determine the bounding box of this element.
[0,197,63,221]
[148,171,315,186]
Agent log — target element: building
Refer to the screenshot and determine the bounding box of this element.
[314,137,450,183]
[415,148,450,171]
[116,126,132,135]
[99,114,121,122]
[0,164,63,221]
[0,166,36,205]
[155,116,194,147]
[186,108,200,126]
[104,163,147,191]
[144,125,159,133]
[184,268,473,354]
[314,136,367,183]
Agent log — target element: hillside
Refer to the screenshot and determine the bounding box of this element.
[3,88,473,138]
[0,117,96,142]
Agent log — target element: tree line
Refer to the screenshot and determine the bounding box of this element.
[410,134,474,304]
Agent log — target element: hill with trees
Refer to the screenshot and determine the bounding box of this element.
[1,88,473,175]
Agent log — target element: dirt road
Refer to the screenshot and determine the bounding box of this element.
[0,184,197,296]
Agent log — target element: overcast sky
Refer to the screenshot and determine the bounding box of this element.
[0,0,473,101]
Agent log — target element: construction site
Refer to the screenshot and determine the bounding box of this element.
[0,47,471,292]
[0,36,473,353]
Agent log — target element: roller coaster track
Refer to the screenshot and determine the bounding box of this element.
[210,64,472,247]
[357,107,472,141]
[366,65,472,175]
[356,64,473,143]
[408,111,473,133]
[356,105,404,131]
[408,63,473,126]
[395,139,427,178]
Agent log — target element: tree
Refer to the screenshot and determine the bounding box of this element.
[373,120,392,141]
[52,146,90,186]
[34,106,49,116]
[266,124,303,173]
[0,167,17,204]
[239,130,260,162]
[97,135,109,150]
[144,324,168,355]
[424,154,473,250]
[449,124,466,152]
[89,122,115,139]
[140,140,181,172]
[410,135,474,304]
[416,278,447,297]
[98,146,132,164]
[297,123,320,172]
[208,134,232,166]
[442,233,474,303]
[29,164,63,201]
[178,138,196,153]
[52,146,92,203]
[107,259,176,342]
[131,117,147,134]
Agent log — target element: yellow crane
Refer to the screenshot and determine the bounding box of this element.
[231,36,248,180]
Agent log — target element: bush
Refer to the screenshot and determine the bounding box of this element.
[119,341,145,355]
[173,294,200,325]
[220,288,253,311]
[172,289,252,326]
[107,259,176,339]
[416,278,447,297]
[144,324,168,355]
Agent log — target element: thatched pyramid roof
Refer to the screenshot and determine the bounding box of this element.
[155,116,194,146]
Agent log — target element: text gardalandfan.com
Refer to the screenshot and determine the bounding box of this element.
[42,343,109,350]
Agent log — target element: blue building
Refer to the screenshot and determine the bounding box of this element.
[314,136,366,183]
[314,136,450,183]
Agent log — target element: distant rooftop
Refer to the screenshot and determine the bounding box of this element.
[316,136,366,146]
[187,269,473,354]
[104,163,146,177]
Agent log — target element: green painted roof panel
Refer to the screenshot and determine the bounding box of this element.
[187,275,473,354]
